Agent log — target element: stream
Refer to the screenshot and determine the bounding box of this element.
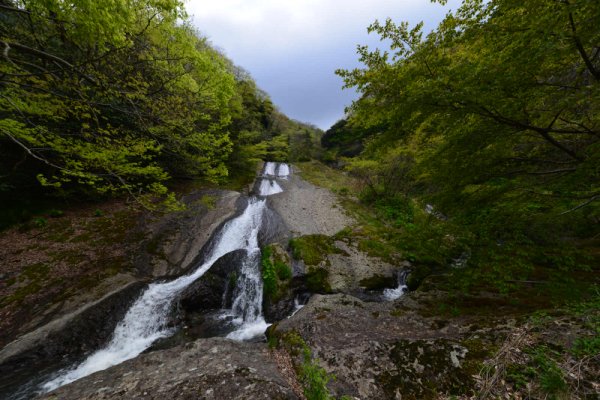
[38,162,291,394]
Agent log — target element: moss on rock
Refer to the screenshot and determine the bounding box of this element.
[289,234,342,266]
[305,267,332,294]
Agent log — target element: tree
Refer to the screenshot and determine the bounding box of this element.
[1,0,236,208]
[335,0,599,286]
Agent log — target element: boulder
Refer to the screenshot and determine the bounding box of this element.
[0,282,146,399]
[270,293,501,399]
[40,338,299,400]
[178,249,247,312]
[134,190,242,278]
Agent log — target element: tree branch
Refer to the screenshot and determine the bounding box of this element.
[559,195,600,215]
[2,40,97,85]
[566,8,600,81]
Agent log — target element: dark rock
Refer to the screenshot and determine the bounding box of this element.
[359,274,398,290]
[134,190,242,278]
[39,338,299,400]
[262,279,309,323]
[0,282,146,400]
[271,292,501,399]
[259,206,290,247]
[406,265,432,291]
[178,249,247,312]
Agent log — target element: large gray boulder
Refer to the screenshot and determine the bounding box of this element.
[40,338,299,400]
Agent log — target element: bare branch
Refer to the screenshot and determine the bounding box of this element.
[559,195,600,215]
[1,40,97,85]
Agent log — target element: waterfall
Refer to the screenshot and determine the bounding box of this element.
[276,163,290,178]
[263,161,276,176]
[383,270,408,301]
[263,161,290,179]
[258,178,283,196]
[225,249,269,341]
[40,163,291,393]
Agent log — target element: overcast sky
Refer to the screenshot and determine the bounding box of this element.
[187,0,461,130]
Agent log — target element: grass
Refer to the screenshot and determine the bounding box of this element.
[295,161,359,194]
[271,330,340,400]
[289,234,343,266]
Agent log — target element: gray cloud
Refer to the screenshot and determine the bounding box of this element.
[188,0,461,129]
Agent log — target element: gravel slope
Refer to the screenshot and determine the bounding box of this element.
[267,167,353,237]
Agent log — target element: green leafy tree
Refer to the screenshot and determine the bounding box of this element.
[336,0,599,286]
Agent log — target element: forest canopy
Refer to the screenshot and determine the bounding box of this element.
[0,0,321,219]
[333,0,599,287]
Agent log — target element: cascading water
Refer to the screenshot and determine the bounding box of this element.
[383,270,409,301]
[41,163,290,394]
[276,163,290,178]
[259,178,283,196]
[263,162,276,176]
[263,161,290,179]
[225,249,269,341]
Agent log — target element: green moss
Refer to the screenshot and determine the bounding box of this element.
[275,260,292,280]
[0,263,51,306]
[199,194,216,210]
[268,328,337,400]
[1,281,43,306]
[295,160,358,194]
[306,267,332,293]
[379,339,475,399]
[21,262,51,280]
[289,234,342,266]
[357,239,396,262]
[261,244,293,302]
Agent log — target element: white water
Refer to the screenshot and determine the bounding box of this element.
[258,178,283,196]
[383,284,407,301]
[42,163,292,393]
[383,272,408,301]
[263,162,290,178]
[289,297,305,317]
[224,235,270,340]
[276,163,290,178]
[264,162,277,176]
[42,198,267,392]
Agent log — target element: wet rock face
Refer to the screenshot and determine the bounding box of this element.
[0,282,146,399]
[134,190,241,278]
[40,338,299,400]
[178,249,247,312]
[259,207,290,247]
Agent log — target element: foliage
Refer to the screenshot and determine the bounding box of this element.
[528,346,568,398]
[0,0,238,208]
[569,286,600,358]
[275,330,337,400]
[301,346,335,400]
[333,0,600,291]
[0,0,320,224]
[275,260,292,280]
[260,245,292,300]
[261,246,277,298]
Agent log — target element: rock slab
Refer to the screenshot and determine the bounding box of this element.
[40,338,298,400]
